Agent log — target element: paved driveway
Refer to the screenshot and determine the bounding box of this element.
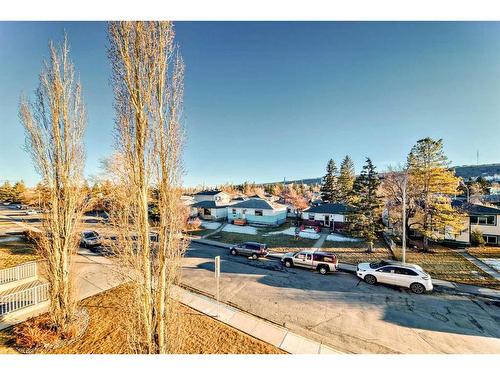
[181,242,500,354]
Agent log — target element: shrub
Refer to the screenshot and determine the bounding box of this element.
[23,229,42,244]
[470,229,485,247]
[186,218,202,230]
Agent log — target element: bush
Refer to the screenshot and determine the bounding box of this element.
[23,229,42,244]
[13,315,60,350]
[13,314,79,351]
[186,217,201,231]
[470,229,485,247]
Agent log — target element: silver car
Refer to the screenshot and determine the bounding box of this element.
[229,242,268,260]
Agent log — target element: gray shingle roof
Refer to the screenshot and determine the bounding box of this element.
[191,200,228,209]
[303,203,352,214]
[452,200,500,215]
[194,190,223,196]
[230,198,284,210]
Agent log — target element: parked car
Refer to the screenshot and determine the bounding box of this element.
[229,242,268,259]
[25,209,38,215]
[356,260,433,294]
[80,230,102,248]
[281,250,338,275]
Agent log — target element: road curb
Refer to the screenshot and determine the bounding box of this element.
[190,237,500,301]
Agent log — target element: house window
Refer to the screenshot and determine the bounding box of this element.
[255,210,263,216]
[483,235,498,245]
[470,215,495,225]
[232,208,236,215]
[308,214,315,221]
[203,208,211,216]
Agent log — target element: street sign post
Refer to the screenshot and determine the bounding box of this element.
[215,255,220,318]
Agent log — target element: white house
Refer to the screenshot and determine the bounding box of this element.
[452,201,500,246]
[227,198,287,226]
[301,203,352,231]
[193,190,230,204]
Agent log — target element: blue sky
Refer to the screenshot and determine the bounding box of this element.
[1,21,500,187]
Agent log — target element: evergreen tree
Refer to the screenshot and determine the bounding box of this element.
[320,159,340,203]
[407,138,464,251]
[0,181,14,201]
[12,180,27,202]
[347,158,383,252]
[338,155,355,203]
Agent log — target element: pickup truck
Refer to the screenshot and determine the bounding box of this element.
[281,249,338,275]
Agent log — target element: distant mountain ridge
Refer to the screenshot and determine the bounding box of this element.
[266,163,500,185]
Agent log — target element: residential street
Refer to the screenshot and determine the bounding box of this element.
[181,242,500,354]
[2,204,500,354]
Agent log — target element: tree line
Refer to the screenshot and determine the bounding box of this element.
[318,138,471,252]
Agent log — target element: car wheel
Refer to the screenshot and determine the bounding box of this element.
[364,274,377,285]
[251,253,258,260]
[284,260,293,268]
[410,282,425,294]
[318,265,328,275]
[230,249,237,256]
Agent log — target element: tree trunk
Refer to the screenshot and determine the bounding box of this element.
[367,240,373,253]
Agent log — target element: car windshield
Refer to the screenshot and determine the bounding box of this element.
[369,261,389,269]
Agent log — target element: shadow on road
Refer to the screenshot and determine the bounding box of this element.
[185,243,500,340]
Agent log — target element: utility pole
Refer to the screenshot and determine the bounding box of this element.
[402,170,408,264]
[214,256,220,318]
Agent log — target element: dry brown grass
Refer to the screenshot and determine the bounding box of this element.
[208,230,316,253]
[0,239,39,269]
[467,246,500,259]
[322,239,392,264]
[0,284,284,354]
[392,245,500,289]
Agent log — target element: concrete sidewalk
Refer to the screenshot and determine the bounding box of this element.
[171,284,342,354]
[191,237,500,300]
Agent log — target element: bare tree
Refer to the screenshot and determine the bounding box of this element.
[19,36,86,332]
[108,21,187,354]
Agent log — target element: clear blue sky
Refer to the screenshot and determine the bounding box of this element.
[1,21,500,187]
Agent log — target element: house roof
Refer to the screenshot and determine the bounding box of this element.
[452,200,500,215]
[194,190,224,196]
[303,203,352,214]
[230,198,286,211]
[191,200,229,209]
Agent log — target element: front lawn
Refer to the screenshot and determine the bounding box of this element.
[467,246,500,259]
[0,284,284,354]
[0,237,39,269]
[392,245,500,289]
[321,239,392,265]
[207,224,316,252]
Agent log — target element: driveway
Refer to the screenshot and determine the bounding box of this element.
[181,242,500,354]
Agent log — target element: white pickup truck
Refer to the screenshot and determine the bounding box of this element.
[281,249,339,275]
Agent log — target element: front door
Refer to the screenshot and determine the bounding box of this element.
[324,215,330,227]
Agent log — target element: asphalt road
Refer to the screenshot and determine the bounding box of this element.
[182,242,500,354]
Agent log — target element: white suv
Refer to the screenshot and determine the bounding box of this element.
[356,260,433,294]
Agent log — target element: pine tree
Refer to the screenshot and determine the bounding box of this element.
[347,158,383,252]
[0,181,14,201]
[407,138,464,251]
[320,159,341,203]
[338,155,355,203]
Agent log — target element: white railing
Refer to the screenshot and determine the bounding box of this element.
[0,282,50,316]
[0,262,37,285]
